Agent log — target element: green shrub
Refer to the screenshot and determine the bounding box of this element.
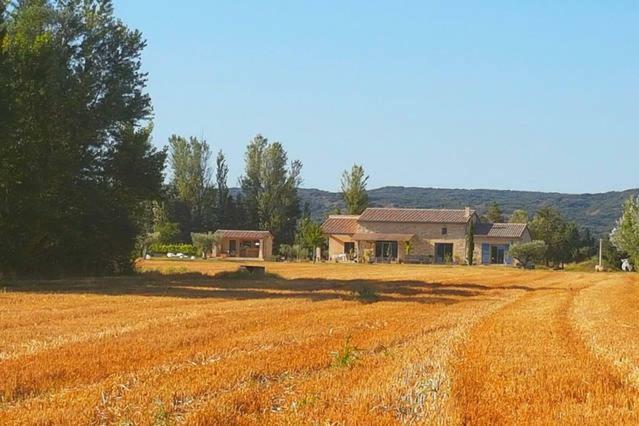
[331,337,358,368]
[149,244,198,256]
[353,285,379,303]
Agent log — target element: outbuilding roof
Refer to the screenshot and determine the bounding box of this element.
[358,207,475,224]
[320,215,360,234]
[474,223,528,238]
[214,230,272,239]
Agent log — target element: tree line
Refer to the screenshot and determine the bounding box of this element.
[1,1,636,276]
[148,134,302,250]
[1,1,166,276]
[0,0,365,275]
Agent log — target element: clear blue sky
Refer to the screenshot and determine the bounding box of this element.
[113,1,638,194]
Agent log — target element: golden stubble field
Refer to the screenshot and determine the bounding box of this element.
[1,260,638,425]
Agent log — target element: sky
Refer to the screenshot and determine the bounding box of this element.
[112,1,638,194]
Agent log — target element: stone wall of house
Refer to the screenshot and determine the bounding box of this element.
[328,235,355,259]
[357,221,470,262]
[262,237,273,260]
[472,231,532,265]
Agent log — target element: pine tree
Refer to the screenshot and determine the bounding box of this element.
[486,202,504,223]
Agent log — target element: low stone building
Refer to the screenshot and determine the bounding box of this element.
[211,230,273,260]
[321,207,531,265]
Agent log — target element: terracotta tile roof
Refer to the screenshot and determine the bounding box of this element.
[358,208,475,224]
[352,233,415,242]
[214,230,272,239]
[475,223,528,238]
[321,215,360,234]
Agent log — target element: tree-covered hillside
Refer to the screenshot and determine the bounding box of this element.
[258,186,637,237]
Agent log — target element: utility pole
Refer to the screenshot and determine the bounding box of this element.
[596,238,603,272]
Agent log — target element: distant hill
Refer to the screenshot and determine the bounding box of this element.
[229,186,637,236]
[296,186,638,237]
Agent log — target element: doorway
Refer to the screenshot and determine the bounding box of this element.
[435,243,454,264]
[374,241,398,262]
[490,245,506,264]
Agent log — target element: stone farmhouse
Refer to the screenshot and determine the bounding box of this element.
[321,207,531,265]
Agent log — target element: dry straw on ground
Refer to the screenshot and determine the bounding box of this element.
[1,261,638,424]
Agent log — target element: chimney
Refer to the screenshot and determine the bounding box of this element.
[465,206,471,218]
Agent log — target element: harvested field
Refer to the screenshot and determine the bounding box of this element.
[1,261,638,424]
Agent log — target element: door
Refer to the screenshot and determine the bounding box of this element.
[435,243,454,264]
[490,245,505,264]
[482,243,490,264]
[344,242,355,259]
[229,240,237,256]
[374,241,398,262]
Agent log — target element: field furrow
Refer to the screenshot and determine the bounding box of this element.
[452,284,639,424]
[2,261,639,424]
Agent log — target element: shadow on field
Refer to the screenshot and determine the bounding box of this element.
[2,268,552,304]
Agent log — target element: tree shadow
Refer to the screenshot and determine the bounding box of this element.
[2,269,553,305]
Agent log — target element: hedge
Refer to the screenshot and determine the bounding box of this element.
[149,244,199,256]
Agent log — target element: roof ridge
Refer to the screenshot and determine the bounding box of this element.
[365,207,473,211]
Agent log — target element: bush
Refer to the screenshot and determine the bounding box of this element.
[509,240,547,267]
[279,244,310,261]
[331,337,358,368]
[353,285,379,303]
[149,244,198,256]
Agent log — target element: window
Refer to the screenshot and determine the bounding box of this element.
[374,241,398,260]
[435,243,454,264]
[442,227,448,235]
[344,242,355,255]
[241,240,259,249]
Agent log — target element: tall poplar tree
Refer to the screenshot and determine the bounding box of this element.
[240,135,268,228]
[215,150,230,229]
[341,164,369,215]
[168,135,214,233]
[239,135,302,245]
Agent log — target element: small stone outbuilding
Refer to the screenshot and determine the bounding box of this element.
[212,230,273,261]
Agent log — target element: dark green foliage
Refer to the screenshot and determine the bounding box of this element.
[341,164,369,215]
[191,232,220,258]
[0,1,166,276]
[240,135,268,229]
[486,202,504,223]
[215,150,230,229]
[509,209,529,223]
[353,286,379,303]
[168,135,215,233]
[466,221,475,265]
[239,135,302,246]
[602,236,625,270]
[509,241,547,266]
[155,222,181,244]
[296,216,325,261]
[610,196,639,267]
[149,244,198,256]
[529,207,596,267]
